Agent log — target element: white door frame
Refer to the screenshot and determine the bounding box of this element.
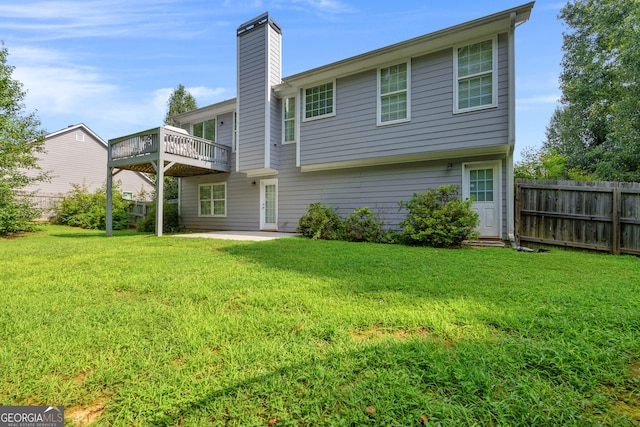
[260,178,278,230]
[462,160,502,238]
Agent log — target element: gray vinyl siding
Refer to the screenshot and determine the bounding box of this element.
[270,91,281,169]
[237,21,281,172]
[237,28,268,171]
[23,128,153,198]
[180,161,260,231]
[179,141,507,235]
[268,27,281,169]
[216,112,235,148]
[180,29,512,237]
[299,34,509,167]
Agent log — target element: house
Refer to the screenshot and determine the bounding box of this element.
[107,3,534,239]
[24,124,154,218]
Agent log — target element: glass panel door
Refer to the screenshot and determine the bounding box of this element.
[260,179,278,230]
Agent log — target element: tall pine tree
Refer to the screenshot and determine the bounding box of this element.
[163,84,197,199]
[164,84,197,127]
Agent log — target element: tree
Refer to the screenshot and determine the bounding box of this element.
[543,0,640,182]
[162,84,198,200]
[0,43,48,234]
[164,84,197,127]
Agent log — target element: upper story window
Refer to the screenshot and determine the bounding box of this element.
[454,37,497,113]
[193,119,216,141]
[199,182,226,217]
[304,81,335,121]
[378,62,410,125]
[283,97,296,143]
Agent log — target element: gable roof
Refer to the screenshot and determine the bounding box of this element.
[275,2,534,94]
[45,123,108,147]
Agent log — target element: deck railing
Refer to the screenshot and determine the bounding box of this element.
[109,127,230,167]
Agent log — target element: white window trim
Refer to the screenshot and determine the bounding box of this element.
[453,36,498,114]
[198,182,227,217]
[282,96,297,145]
[377,60,411,126]
[192,117,218,142]
[302,80,336,122]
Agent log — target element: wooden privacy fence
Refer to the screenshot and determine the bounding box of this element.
[516,179,640,255]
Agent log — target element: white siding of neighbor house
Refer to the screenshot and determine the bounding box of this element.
[23,127,154,198]
[298,34,509,168]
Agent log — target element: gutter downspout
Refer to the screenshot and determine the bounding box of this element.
[507,11,516,245]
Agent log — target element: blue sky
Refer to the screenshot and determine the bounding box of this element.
[1,0,566,160]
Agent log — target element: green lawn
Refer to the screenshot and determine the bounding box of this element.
[1,225,639,426]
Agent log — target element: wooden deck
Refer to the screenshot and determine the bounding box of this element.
[108,127,231,176]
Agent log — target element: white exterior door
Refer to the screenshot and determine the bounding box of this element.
[463,161,501,238]
[260,179,278,230]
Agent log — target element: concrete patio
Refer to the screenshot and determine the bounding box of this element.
[174,230,301,241]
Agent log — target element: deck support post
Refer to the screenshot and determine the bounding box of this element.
[106,166,113,236]
[151,160,164,237]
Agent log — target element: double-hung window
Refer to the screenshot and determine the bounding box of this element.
[378,62,410,125]
[199,183,226,217]
[283,97,296,143]
[454,38,497,113]
[304,81,335,121]
[193,119,216,141]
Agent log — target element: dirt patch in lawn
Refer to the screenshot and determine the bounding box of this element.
[351,326,454,347]
[66,369,107,426]
[66,399,106,426]
[611,358,640,423]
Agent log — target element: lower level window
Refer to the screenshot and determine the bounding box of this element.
[199,183,226,216]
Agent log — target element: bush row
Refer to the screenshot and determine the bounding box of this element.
[296,185,480,248]
[52,184,130,230]
[52,184,182,233]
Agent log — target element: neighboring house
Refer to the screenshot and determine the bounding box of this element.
[25,124,154,218]
[107,3,534,238]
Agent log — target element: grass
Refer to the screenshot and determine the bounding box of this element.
[0,225,639,426]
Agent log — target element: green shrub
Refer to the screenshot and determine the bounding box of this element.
[0,186,40,235]
[296,203,342,240]
[342,207,392,243]
[136,202,182,233]
[52,184,129,230]
[398,184,479,247]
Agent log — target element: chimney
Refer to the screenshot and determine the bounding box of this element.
[236,12,282,176]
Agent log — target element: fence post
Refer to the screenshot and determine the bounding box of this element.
[514,179,521,247]
[612,186,621,255]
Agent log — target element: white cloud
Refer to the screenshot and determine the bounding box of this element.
[14,63,117,115]
[7,44,226,139]
[302,0,355,13]
[0,0,202,40]
[540,2,566,11]
[519,94,561,106]
[188,86,229,103]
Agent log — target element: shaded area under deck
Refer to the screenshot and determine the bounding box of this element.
[106,126,232,236]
